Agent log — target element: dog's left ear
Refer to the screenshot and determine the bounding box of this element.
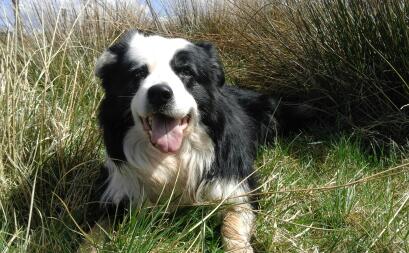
[95,50,117,78]
[195,42,225,86]
[95,30,136,79]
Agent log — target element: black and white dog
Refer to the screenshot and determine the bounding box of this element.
[94,31,300,252]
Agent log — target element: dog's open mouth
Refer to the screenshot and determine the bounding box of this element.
[140,114,190,153]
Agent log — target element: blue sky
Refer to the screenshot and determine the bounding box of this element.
[0,0,164,29]
[0,0,13,27]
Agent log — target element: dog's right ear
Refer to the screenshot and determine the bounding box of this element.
[95,49,117,79]
[195,42,225,87]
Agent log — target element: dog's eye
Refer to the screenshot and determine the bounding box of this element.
[131,65,148,79]
[178,66,194,77]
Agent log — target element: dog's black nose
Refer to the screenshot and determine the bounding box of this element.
[147,84,173,107]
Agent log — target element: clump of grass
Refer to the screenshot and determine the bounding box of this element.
[290,0,409,140]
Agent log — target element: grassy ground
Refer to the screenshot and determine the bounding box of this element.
[2,135,408,252]
[93,135,409,253]
[0,0,408,252]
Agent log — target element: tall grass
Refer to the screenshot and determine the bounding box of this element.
[0,0,408,252]
[165,0,409,143]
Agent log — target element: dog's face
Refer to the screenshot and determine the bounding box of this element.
[96,31,224,153]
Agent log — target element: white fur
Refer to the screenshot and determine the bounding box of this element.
[222,204,255,253]
[101,158,146,206]
[103,114,214,206]
[201,179,255,252]
[199,179,251,205]
[127,34,196,119]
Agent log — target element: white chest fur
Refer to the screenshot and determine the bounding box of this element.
[102,122,215,206]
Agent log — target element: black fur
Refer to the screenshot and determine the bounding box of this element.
[170,42,279,195]
[97,33,139,164]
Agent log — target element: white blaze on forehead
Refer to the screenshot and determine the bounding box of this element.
[127,33,192,70]
[129,32,198,121]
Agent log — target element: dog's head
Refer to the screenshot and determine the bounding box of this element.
[96,31,224,153]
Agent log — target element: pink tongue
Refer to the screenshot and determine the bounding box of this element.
[150,115,184,153]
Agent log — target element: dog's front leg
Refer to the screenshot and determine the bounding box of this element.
[221,203,255,253]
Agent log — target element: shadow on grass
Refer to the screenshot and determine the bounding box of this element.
[3,144,103,252]
[3,153,225,252]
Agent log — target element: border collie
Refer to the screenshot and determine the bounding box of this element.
[93,31,297,252]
